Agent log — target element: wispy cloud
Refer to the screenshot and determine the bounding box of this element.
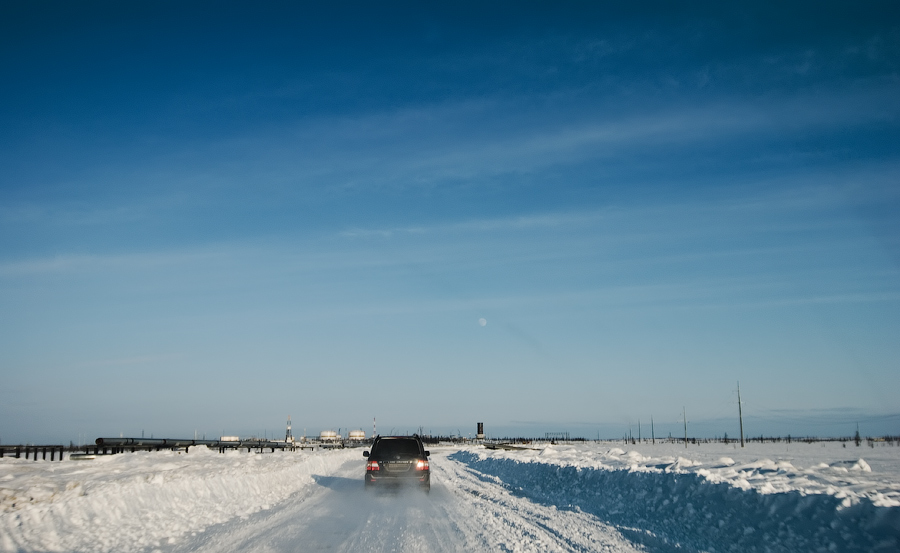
[0,189,197,228]
[0,249,231,277]
[334,164,898,241]
[160,77,899,197]
[338,210,607,239]
[0,203,146,227]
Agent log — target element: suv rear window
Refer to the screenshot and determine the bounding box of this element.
[374,439,421,456]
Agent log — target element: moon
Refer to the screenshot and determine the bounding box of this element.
[478,318,487,327]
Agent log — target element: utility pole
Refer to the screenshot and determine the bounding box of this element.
[738,382,745,448]
[683,407,688,449]
[651,416,655,445]
[638,419,641,443]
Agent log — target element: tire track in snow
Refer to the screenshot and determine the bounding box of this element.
[162,448,643,553]
[433,449,643,552]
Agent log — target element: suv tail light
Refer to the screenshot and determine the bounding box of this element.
[415,460,429,471]
[366,460,380,471]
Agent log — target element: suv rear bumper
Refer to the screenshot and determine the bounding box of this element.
[365,472,430,485]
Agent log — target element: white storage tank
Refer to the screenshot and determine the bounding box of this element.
[348,430,366,441]
[319,430,339,442]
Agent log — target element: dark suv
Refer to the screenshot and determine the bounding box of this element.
[363,435,431,492]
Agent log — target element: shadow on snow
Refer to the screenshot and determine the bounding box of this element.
[450,451,900,553]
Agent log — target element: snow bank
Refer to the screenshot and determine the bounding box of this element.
[453,442,900,552]
[1,447,357,553]
[3,442,898,552]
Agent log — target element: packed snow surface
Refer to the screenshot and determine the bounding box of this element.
[1,441,898,552]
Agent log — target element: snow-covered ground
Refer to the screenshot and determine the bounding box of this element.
[461,440,900,552]
[1,441,898,552]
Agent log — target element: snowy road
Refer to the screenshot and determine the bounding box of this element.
[4,442,898,552]
[163,449,642,553]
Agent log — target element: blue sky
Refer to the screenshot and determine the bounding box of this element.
[2,2,899,443]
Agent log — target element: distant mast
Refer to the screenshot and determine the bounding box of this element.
[738,382,745,448]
